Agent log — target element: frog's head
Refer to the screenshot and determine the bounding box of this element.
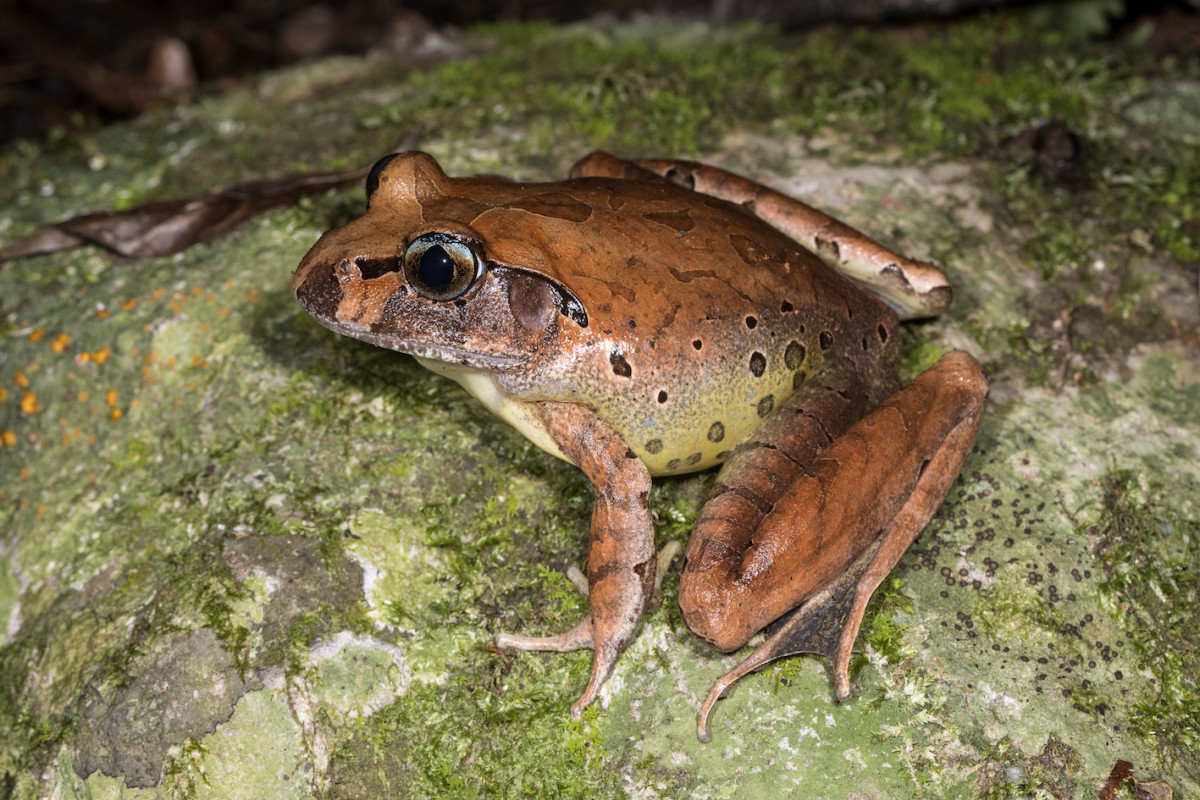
[292,151,587,372]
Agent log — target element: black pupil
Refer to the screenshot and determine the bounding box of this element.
[418,245,456,291]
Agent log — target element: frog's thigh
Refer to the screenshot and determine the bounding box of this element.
[680,351,987,653]
[679,362,867,651]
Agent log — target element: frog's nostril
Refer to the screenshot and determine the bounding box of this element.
[354,256,403,280]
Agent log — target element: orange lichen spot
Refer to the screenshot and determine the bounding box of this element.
[142,366,152,378]
[14,370,29,388]
[92,347,111,365]
[87,434,96,445]
[37,505,46,518]
[27,327,46,343]
[0,388,6,402]
[96,308,111,319]
[20,392,41,414]
[20,468,30,480]
[50,332,70,353]
[187,380,197,390]
[199,323,212,333]
[77,391,89,402]
[219,307,232,319]
[2,430,15,447]
[245,289,262,303]
[166,356,177,368]
[205,293,214,303]
[130,347,139,357]
[76,352,91,365]
[191,286,203,295]
[110,408,122,422]
[122,298,138,310]
[145,352,158,363]
[191,355,205,368]
[169,297,184,313]
[151,286,167,301]
[105,388,118,407]
[61,433,71,446]
[225,279,235,287]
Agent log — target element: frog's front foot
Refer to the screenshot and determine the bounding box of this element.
[495,540,683,715]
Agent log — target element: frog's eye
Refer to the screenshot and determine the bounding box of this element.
[402,234,483,301]
[365,153,399,206]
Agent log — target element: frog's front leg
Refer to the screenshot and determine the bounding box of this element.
[495,402,657,717]
[682,350,987,741]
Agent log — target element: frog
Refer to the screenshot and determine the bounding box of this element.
[291,150,987,741]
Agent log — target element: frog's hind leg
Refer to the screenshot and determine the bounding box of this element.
[681,351,987,741]
[632,156,952,321]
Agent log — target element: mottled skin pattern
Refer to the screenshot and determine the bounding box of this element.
[292,151,988,740]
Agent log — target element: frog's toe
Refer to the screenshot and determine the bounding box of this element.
[495,617,593,652]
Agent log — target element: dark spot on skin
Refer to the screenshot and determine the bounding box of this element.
[745,316,757,329]
[454,297,467,308]
[707,422,725,443]
[666,458,681,471]
[628,320,637,329]
[506,192,592,222]
[644,209,696,232]
[877,323,889,344]
[663,167,695,190]
[784,341,805,370]
[814,235,840,263]
[862,337,869,350]
[793,371,808,390]
[645,439,663,455]
[757,395,775,418]
[686,452,703,465]
[610,351,632,377]
[749,352,766,377]
[657,390,668,404]
[730,234,772,265]
[716,450,732,460]
[692,339,703,350]
[780,300,794,313]
[819,331,834,350]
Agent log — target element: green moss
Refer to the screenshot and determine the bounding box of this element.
[1092,470,1200,780]
[326,657,620,800]
[975,735,1083,800]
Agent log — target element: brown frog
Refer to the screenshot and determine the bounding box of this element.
[291,151,987,740]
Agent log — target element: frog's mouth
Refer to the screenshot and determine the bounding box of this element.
[375,337,527,371]
[311,315,527,371]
